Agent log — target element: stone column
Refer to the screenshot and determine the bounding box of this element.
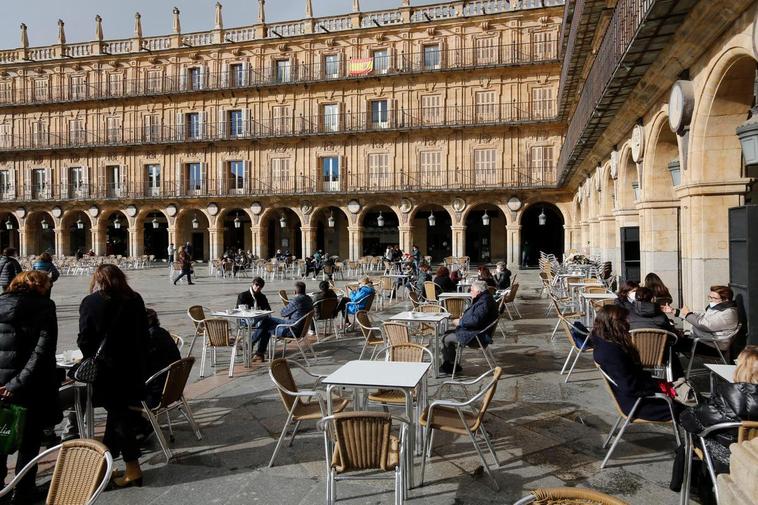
[90,227,101,256]
[597,215,619,266]
[300,225,315,258]
[347,225,363,260]
[94,226,107,256]
[129,227,142,258]
[506,224,521,270]
[638,201,681,304]
[54,229,64,257]
[398,224,413,254]
[451,224,466,258]
[18,224,28,257]
[208,227,223,261]
[579,220,590,255]
[563,224,581,254]
[250,225,262,258]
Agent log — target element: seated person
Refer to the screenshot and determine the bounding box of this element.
[645,272,673,306]
[663,285,739,355]
[415,263,433,294]
[144,309,181,408]
[250,281,313,362]
[493,262,512,290]
[592,306,682,422]
[236,276,271,311]
[338,277,374,322]
[627,287,679,333]
[672,346,758,495]
[312,280,338,319]
[433,266,456,294]
[477,265,497,288]
[615,280,639,311]
[440,281,498,375]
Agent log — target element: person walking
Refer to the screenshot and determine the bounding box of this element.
[167,243,175,265]
[77,264,149,488]
[173,246,195,285]
[0,248,22,293]
[0,271,60,504]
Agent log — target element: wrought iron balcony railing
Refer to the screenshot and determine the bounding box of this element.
[0,101,558,153]
[0,41,559,108]
[0,166,557,204]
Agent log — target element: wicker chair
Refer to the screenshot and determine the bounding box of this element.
[500,283,521,320]
[368,343,432,411]
[269,311,317,366]
[382,322,411,347]
[420,367,503,490]
[442,297,466,319]
[408,290,423,310]
[630,328,678,380]
[378,276,397,309]
[558,314,592,383]
[452,318,498,380]
[268,358,349,468]
[278,289,289,306]
[414,303,447,344]
[186,305,208,358]
[356,310,385,360]
[200,318,241,378]
[318,412,408,505]
[423,281,439,303]
[596,365,680,469]
[170,333,185,354]
[313,297,340,342]
[513,487,629,505]
[137,357,203,462]
[0,439,112,505]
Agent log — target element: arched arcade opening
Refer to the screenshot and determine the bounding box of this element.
[520,203,564,267]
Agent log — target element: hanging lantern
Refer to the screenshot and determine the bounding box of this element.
[538,208,547,226]
[377,211,384,227]
[327,211,335,228]
[4,218,13,230]
[152,216,159,229]
[481,210,490,226]
[279,214,287,229]
[233,213,241,229]
[41,218,49,230]
[191,215,199,229]
[76,218,84,230]
[428,211,436,227]
[113,216,121,229]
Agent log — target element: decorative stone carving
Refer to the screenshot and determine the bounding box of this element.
[14,207,26,219]
[88,206,99,217]
[51,206,63,218]
[347,200,361,214]
[125,205,138,217]
[165,204,177,217]
[207,203,219,216]
[610,149,619,179]
[452,198,466,212]
[251,202,262,215]
[399,199,412,213]
[668,80,695,134]
[507,196,522,211]
[631,124,644,162]
[301,201,313,215]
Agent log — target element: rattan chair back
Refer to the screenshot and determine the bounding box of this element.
[380,276,394,291]
[388,343,426,363]
[522,487,629,505]
[416,304,444,313]
[315,297,339,320]
[159,357,195,409]
[270,358,299,412]
[331,412,396,472]
[297,312,315,340]
[187,305,206,328]
[423,281,438,301]
[204,318,232,347]
[630,329,675,368]
[408,291,422,309]
[362,292,376,311]
[382,322,410,346]
[47,439,111,505]
[356,310,374,337]
[501,283,519,303]
[738,420,758,443]
[471,367,502,432]
[279,289,289,305]
[443,298,466,319]
[584,286,609,294]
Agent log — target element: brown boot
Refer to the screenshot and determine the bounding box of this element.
[112,460,143,488]
[251,353,266,364]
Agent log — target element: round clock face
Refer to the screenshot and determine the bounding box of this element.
[669,84,684,132]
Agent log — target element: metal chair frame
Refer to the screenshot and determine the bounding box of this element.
[685,324,741,379]
[452,318,498,380]
[558,314,591,383]
[269,311,318,366]
[200,318,242,378]
[356,310,385,360]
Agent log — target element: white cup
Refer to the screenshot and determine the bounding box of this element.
[226,309,233,314]
[63,350,74,363]
[238,304,249,311]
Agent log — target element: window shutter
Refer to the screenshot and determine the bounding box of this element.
[45,168,52,199]
[199,111,207,139]
[176,112,185,141]
[244,108,251,136]
[241,61,250,86]
[179,65,187,91]
[82,165,89,197]
[217,108,226,138]
[8,168,15,198]
[220,63,229,88]
[61,166,68,197]
[175,161,182,195]
[242,160,248,191]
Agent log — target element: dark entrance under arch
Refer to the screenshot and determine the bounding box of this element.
[521,203,564,267]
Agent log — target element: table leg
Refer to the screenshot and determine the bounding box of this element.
[73,385,85,439]
[403,388,415,488]
[326,385,334,415]
[85,383,94,438]
[432,322,440,379]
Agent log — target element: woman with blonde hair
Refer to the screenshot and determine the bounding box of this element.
[0,271,59,503]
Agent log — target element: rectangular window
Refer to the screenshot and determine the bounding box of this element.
[187,112,201,139]
[532,31,554,61]
[272,106,290,135]
[31,121,47,147]
[475,91,497,122]
[474,148,497,185]
[423,44,441,69]
[367,153,388,189]
[107,73,123,96]
[69,75,86,99]
[145,164,161,196]
[270,158,291,190]
[106,117,121,144]
[107,165,122,197]
[324,54,340,78]
[475,38,496,65]
[373,49,389,74]
[186,163,203,192]
[68,120,84,145]
[146,70,162,92]
[0,82,12,103]
[143,115,160,142]
[370,100,389,128]
[0,123,8,149]
[0,170,9,197]
[529,146,554,184]
[32,168,46,198]
[228,110,244,137]
[69,166,83,196]
[419,151,443,188]
[229,160,245,192]
[33,79,48,101]
[188,67,202,90]
[275,60,291,83]
[421,95,441,125]
[531,87,554,120]
[321,156,340,191]
[322,104,340,133]
[229,63,244,87]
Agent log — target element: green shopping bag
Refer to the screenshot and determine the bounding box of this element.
[0,403,26,455]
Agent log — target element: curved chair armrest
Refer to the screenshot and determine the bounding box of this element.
[144,359,183,386]
[642,392,674,403]
[274,312,312,338]
[287,359,329,380]
[697,421,743,438]
[317,414,410,432]
[441,368,496,388]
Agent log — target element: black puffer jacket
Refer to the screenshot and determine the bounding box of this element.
[0,256,22,290]
[680,381,758,434]
[0,291,60,424]
[627,301,678,333]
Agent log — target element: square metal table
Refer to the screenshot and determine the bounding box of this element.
[705,364,736,383]
[389,311,450,378]
[323,360,431,487]
[579,292,617,325]
[210,309,273,364]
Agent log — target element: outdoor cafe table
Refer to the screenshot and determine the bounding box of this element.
[323,360,431,487]
[706,364,736,384]
[456,282,472,293]
[209,309,273,364]
[580,292,617,325]
[389,311,451,378]
[438,292,473,301]
[56,351,95,439]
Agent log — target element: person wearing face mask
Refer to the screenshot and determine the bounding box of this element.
[662,285,739,356]
[615,280,639,311]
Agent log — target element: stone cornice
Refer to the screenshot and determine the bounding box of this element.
[674,179,752,199]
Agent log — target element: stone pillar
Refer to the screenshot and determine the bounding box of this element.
[89,227,100,256]
[250,225,262,258]
[506,224,521,271]
[300,225,315,258]
[564,224,581,255]
[579,220,590,255]
[94,226,107,256]
[129,227,142,258]
[347,225,363,260]
[638,201,681,305]
[398,224,413,254]
[208,227,223,261]
[450,225,466,258]
[54,229,64,258]
[18,224,28,257]
[588,217,601,259]
[598,215,619,266]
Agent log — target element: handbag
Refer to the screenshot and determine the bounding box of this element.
[70,337,107,384]
[672,377,698,407]
[0,402,26,455]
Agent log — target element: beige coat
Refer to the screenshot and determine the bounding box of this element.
[684,303,739,350]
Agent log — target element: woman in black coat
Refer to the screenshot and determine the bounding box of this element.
[433,266,456,294]
[0,271,59,503]
[592,305,681,422]
[626,287,679,333]
[78,264,149,488]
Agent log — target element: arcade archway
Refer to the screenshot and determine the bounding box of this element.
[520,203,564,267]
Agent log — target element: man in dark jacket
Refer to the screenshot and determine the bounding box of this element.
[440,280,498,374]
[250,281,313,363]
[0,248,22,292]
[236,277,271,311]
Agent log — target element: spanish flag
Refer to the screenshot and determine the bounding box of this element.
[349,58,374,76]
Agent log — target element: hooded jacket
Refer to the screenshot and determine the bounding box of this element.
[627,300,678,333]
[0,255,22,289]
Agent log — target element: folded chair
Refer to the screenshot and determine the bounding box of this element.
[420,367,503,490]
[0,439,112,505]
[137,357,203,462]
[268,358,349,468]
[318,412,408,505]
[596,365,680,469]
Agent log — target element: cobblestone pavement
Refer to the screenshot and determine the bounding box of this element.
[38,266,682,504]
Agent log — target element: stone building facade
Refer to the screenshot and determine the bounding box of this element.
[0,0,566,265]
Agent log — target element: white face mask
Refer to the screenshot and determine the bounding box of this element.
[627,293,636,304]
[708,302,718,309]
